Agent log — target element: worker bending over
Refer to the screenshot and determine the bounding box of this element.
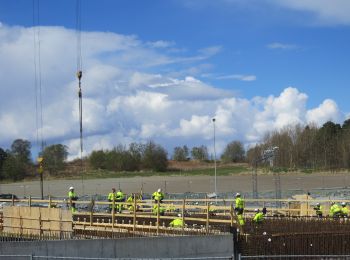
[329,202,342,218]
[313,203,323,218]
[253,208,264,224]
[341,202,349,217]
[170,214,184,228]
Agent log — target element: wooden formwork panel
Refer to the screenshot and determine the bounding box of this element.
[2,206,72,236]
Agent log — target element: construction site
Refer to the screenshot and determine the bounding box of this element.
[1,186,350,259]
[1,0,350,259]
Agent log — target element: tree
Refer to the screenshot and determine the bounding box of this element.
[0,147,8,179]
[42,144,68,175]
[173,145,189,161]
[11,139,31,164]
[2,154,26,181]
[316,121,342,170]
[141,141,168,172]
[89,150,107,170]
[191,145,208,161]
[221,141,245,163]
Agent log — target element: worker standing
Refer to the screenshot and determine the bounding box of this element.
[313,203,323,218]
[68,187,78,213]
[234,193,245,226]
[107,188,116,213]
[170,214,184,228]
[341,202,349,217]
[116,189,125,213]
[152,188,164,203]
[235,193,244,215]
[253,209,264,224]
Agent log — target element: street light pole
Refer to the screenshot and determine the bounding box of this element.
[212,118,217,197]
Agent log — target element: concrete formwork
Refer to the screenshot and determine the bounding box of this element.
[0,235,234,259]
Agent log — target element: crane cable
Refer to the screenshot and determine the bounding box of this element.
[32,0,45,199]
[76,0,84,195]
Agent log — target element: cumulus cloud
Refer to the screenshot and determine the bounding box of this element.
[0,23,346,159]
[306,99,342,126]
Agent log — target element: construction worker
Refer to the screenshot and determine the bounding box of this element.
[262,207,267,215]
[170,214,184,228]
[115,189,125,213]
[166,203,176,213]
[253,208,264,224]
[152,188,164,203]
[153,203,165,216]
[107,188,116,213]
[313,203,323,218]
[341,202,349,217]
[208,202,216,216]
[329,202,341,218]
[126,193,141,212]
[234,193,244,215]
[237,214,245,226]
[68,187,78,213]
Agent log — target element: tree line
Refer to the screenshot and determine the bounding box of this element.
[246,119,350,171]
[2,119,349,181]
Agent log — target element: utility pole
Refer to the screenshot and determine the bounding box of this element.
[212,118,217,198]
[37,157,44,199]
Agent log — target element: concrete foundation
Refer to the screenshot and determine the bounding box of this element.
[0,235,234,259]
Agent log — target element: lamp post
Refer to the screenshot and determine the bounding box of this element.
[212,118,217,198]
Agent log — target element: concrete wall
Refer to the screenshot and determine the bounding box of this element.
[0,235,234,259]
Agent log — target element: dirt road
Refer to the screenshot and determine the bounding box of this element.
[1,173,349,198]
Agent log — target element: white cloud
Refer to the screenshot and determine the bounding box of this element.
[146,40,175,48]
[306,99,341,126]
[267,42,298,50]
[0,23,346,159]
[217,74,256,81]
[269,0,350,25]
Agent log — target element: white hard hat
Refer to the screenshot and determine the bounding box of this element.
[177,213,182,217]
[342,202,346,206]
[254,208,259,212]
[69,186,74,190]
[158,188,162,192]
[236,193,241,197]
[316,203,320,206]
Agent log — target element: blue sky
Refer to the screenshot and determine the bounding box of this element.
[0,0,350,159]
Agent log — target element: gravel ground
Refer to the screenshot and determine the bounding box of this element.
[1,172,349,198]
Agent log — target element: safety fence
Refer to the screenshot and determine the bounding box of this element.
[1,195,349,218]
[1,196,350,236]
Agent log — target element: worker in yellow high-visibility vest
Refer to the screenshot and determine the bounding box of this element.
[170,214,184,228]
[116,189,125,213]
[107,188,116,213]
[68,187,78,213]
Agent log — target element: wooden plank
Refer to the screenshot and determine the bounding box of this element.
[60,209,73,234]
